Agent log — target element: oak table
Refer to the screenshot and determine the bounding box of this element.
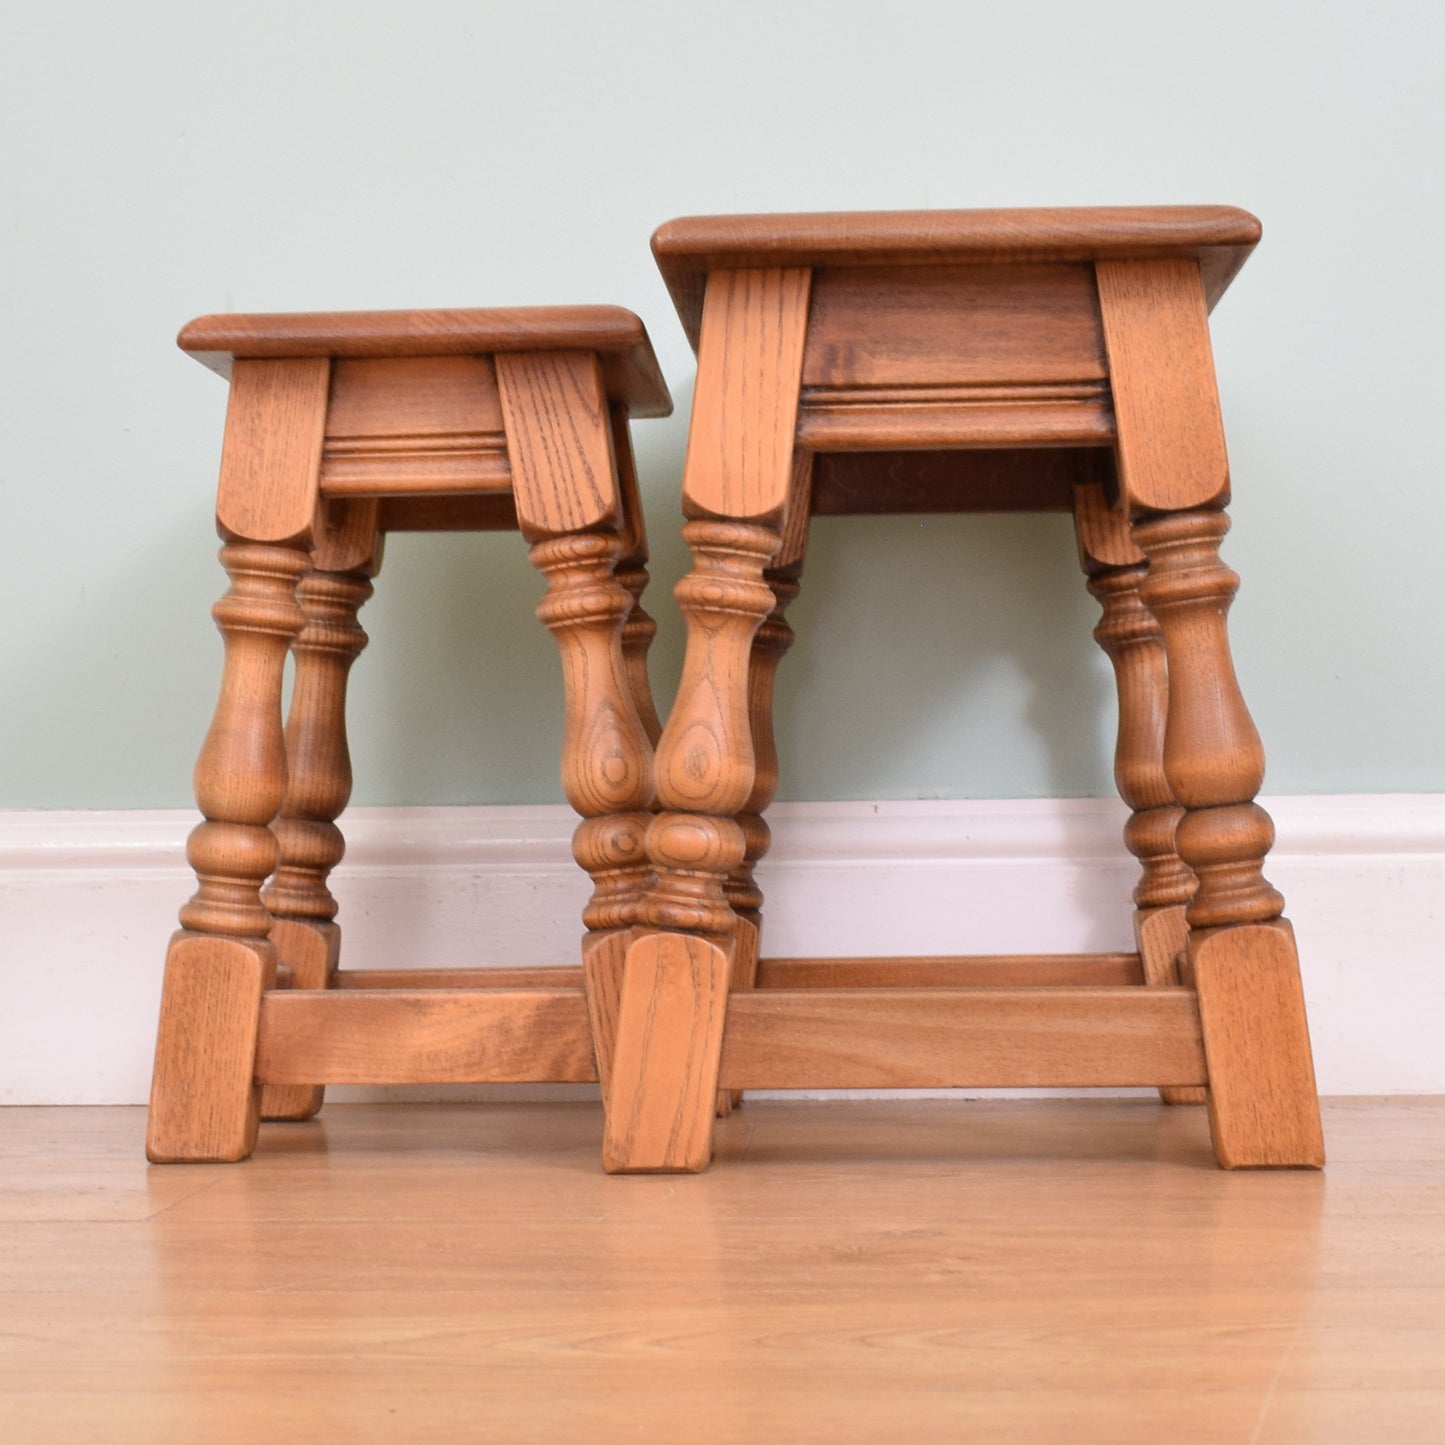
[596,207,1324,1174]
[147,307,670,1163]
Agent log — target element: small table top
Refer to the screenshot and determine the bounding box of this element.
[178,305,672,417]
[652,206,1261,348]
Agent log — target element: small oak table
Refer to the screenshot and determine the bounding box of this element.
[596,207,1323,1173]
[148,307,670,1162]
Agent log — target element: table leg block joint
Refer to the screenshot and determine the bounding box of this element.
[581,927,633,1102]
[602,933,731,1174]
[147,932,274,1163]
[1136,906,1208,1105]
[1194,922,1324,1168]
[260,919,340,1121]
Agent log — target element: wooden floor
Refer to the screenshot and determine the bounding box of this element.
[1,1098,1443,1443]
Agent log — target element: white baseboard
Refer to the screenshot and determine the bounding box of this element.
[2,796,1442,1104]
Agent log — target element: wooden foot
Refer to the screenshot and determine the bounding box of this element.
[602,933,731,1174]
[581,927,632,1105]
[147,932,274,1163]
[717,914,760,1117]
[1193,922,1324,1168]
[1136,905,1206,1106]
[259,920,339,1121]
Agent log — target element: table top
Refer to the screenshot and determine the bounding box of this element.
[178,306,672,416]
[652,206,1261,349]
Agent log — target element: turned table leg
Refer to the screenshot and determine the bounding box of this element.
[1136,507,1323,1167]
[1095,255,1323,1161]
[715,568,800,1117]
[1074,478,1201,1104]
[718,453,812,1115]
[259,503,379,1121]
[611,408,665,751]
[529,530,656,1104]
[147,541,307,1162]
[574,415,667,1100]
[605,519,782,1171]
[603,264,810,1171]
[496,348,663,1111]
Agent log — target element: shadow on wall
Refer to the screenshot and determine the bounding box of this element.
[347,528,570,806]
[774,508,1119,803]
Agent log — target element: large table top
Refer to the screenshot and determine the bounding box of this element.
[653,206,1261,347]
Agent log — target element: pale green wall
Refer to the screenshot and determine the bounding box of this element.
[3,0,1441,809]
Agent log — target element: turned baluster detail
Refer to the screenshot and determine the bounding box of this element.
[530,532,656,931]
[718,571,800,1116]
[640,519,780,942]
[726,572,801,923]
[568,814,653,932]
[1086,565,1195,912]
[262,567,374,924]
[617,561,664,747]
[179,541,308,940]
[1135,508,1283,932]
[605,405,664,749]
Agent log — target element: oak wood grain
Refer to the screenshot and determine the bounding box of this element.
[654,205,1260,346]
[1136,508,1280,931]
[146,934,272,1162]
[1135,906,1190,991]
[178,541,306,940]
[153,305,668,1164]
[321,356,511,497]
[497,350,620,538]
[263,559,374,928]
[180,305,671,416]
[681,267,811,523]
[1076,484,1194,916]
[1071,466,1140,568]
[327,953,1146,991]
[756,953,1145,988]
[255,989,596,1085]
[528,526,656,984]
[257,919,340,1121]
[716,987,1206,1090]
[602,933,731,1172]
[610,407,665,744]
[804,263,1105,387]
[581,928,631,1101]
[1136,904,1208,1106]
[648,521,779,825]
[311,495,383,573]
[335,966,587,990]
[797,381,1113,451]
[1193,922,1325,1168]
[641,205,1314,1173]
[214,358,329,543]
[325,354,504,435]
[1097,258,1230,514]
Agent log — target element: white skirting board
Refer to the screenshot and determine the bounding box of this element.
[1,796,1442,1104]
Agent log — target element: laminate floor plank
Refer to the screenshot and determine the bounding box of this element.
[1,1099,1442,1443]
